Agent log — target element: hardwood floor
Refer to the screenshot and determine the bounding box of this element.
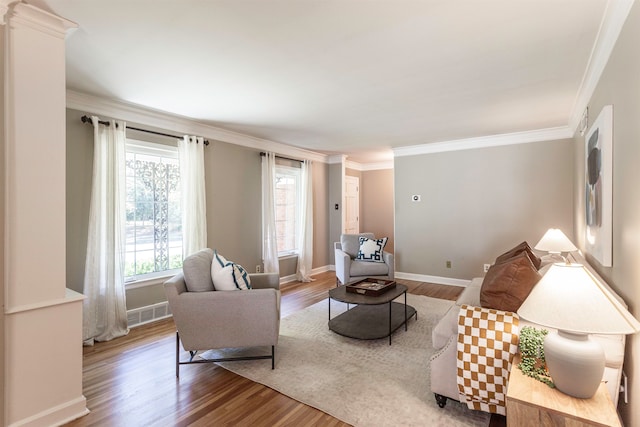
[66,272,504,426]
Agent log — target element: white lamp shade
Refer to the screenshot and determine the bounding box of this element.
[518,263,640,335]
[534,228,577,253]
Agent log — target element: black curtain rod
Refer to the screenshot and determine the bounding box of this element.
[81,115,210,146]
[259,152,302,163]
[81,115,110,126]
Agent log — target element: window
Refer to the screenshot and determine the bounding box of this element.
[275,165,301,256]
[124,140,182,281]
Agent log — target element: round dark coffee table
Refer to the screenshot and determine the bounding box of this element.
[328,283,417,344]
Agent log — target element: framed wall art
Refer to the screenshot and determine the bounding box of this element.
[584,105,613,267]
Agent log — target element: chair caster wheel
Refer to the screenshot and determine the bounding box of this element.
[435,393,447,408]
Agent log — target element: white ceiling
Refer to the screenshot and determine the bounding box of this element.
[35,0,613,163]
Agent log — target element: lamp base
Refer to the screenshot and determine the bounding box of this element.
[544,330,605,399]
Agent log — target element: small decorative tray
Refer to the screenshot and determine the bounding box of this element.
[346,278,396,296]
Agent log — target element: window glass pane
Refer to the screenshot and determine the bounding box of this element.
[125,140,182,281]
[135,249,155,275]
[274,165,301,255]
[124,249,136,278]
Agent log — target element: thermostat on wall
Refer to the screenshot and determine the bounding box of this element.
[412,195,421,202]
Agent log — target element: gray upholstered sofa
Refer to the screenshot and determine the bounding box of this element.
[429,250,626,409]
[164,248,281,375]
[334,233,394,285]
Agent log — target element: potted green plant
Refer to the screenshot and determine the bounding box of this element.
[518,326,554,387]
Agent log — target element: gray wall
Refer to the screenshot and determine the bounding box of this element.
[361,169,395,253]
[205,139,262,266]
[66,109,93,296]
[328,162,343,264]
[313,161,330,268]
[394,139,574,279]
[66,108,330,309]
[575,3,640,424]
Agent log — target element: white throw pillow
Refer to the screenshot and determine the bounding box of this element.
[356,237,388,263]
[211,249,228,280]
[213,262,252,290]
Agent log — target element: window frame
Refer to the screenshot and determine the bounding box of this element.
[274,164,302,257]
[124,138,183,284]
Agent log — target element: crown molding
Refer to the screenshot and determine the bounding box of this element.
[329,155,393,170]
[568,0,634,133]
[344,160,361,171]
[345,160,394,171]
[362,161,394,171]
[327,154,347,164]
[10,2,76,37]
[66,90,329,163]
[392,126,573,158]
[0,0,19,24]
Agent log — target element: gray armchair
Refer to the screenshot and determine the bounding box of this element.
[334,233,394,285]
[164,249,281,376]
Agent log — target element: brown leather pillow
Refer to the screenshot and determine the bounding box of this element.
[495,241,542,270]
[480,251,541,312]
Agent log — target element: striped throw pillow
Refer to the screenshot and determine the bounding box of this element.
[211,250,252,290]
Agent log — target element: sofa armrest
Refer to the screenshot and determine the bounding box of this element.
[432,304,460,349]
[165,272,187,296]
[334,246,351,285]
[383,251,394,279]
[456,282,482,306]
[430,335,462,402]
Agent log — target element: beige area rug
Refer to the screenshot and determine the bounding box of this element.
[201,294,490,427]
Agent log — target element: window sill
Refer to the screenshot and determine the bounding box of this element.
[125,272,177,290]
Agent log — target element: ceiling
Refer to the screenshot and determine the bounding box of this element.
[35,0,612,163]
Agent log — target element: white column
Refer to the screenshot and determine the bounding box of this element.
[2,2,88,426]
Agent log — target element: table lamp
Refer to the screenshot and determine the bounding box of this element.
[534,228,577,262]
[517,262,640,398]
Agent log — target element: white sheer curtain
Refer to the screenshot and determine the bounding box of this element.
[82,116,129,345]
[296,160,314,282]
[178,136,207,256]
[262,152,280,274]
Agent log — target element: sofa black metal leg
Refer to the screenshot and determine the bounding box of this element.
[175,331,180,378]
[435,393,447,408]
[175,334,275,373]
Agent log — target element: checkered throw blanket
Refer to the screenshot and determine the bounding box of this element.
[456,304,519,415]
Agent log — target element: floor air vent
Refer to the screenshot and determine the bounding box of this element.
[127,302,171,328]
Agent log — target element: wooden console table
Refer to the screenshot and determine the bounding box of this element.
[506,355,621,427]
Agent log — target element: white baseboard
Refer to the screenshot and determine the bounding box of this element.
[394,271,471,287]
[280,274,298,284]
[326,266,469,287]
[127,302,172,328]
[312,265,332,274]
[280,265,333,284]
[9,396,89,427]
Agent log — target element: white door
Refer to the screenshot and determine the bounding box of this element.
[344,176,359,234]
